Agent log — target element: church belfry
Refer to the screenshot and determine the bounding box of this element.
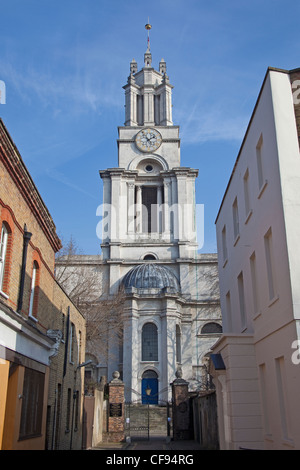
[97,24,221,404]
[123,23,173,128]
[100,23,198,266]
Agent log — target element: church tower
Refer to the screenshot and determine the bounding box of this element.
[100,24,198,268]
[98,24,221,403]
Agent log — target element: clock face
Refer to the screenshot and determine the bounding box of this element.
[135,128,162,153]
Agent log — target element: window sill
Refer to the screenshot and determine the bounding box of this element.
[244,209,253,225]
[18,433,42,442]
[253,311,261,320]
[268,294,279,308]
[28,314,38,323]
[258,180,268,199]
[233,234,240,246]
[0,290,9,300]
[281,437,295,449]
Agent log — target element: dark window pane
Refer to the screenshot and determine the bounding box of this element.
[142,323,158,361]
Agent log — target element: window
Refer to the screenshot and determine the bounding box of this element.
[69,322,75,363]
[54,384,62,449]
[237,271,246,330]
[256,134,266,195]
[201,322,222,334]
[137,95,144,125]
[142,323,158,361]
[232,198,240,242]
[29,261,39,319]
[264,228,277,302]
[142,187,158,233]
[74,390,79,431]
[78,330,82,365]
[275,357,291,440]
[143,254,156,260]
[259,364,270,435]
[221,225,228,265]
[154,94,161,125]
[19,367,45,440]
[176,325,181,363]
[250,251,259,315]
[145,164,154,172]
[225,291,232,332]
[66,388,72,432]
[243,168,252,220]
[0,223,9,292]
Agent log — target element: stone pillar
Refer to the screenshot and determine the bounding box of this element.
[127,182,135,235]
[163,179,171,237]
[171,368,191,440]
[157,185,163,233]
[106,371,125,442]
[136,185,142,234]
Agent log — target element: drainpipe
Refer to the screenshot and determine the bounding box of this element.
[17,224,32,313]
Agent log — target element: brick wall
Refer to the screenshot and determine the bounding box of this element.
[103,375,125,443]
[0,119,86,450]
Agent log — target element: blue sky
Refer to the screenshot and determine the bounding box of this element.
[0,0,299,254]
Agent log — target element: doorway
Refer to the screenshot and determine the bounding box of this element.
[141,370,158,404]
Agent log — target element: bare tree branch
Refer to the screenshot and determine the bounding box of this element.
[55,236,126,363]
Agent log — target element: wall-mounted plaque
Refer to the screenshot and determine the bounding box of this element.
[109,403,122,417]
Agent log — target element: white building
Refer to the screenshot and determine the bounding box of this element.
[58,39,222,404]
[212,67,300,450]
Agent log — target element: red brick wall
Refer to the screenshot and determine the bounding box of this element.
[0,119,86,450]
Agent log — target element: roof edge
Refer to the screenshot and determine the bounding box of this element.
[215,66,297,224]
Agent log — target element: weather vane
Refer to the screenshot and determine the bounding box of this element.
[145,18,152,51]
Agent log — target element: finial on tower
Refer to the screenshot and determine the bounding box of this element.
[145,19,152,52]
[144,19,152,67]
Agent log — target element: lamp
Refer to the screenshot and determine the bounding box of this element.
[145,385,152,396]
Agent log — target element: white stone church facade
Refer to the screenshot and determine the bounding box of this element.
[59,44,221,404]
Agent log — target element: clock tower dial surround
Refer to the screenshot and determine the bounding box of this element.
[135,128,162,153]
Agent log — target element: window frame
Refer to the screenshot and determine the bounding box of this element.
[232,197,240,244]
[0,222,10,294]
[28,261,39,320]
[141,322,158,362]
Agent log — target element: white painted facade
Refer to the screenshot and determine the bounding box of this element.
[63,45,222,404]
[213,67,300,449]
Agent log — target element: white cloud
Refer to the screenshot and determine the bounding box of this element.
[177,101,248,145]
[46,168,97,199]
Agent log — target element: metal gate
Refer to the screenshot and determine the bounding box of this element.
[125,401,172,440]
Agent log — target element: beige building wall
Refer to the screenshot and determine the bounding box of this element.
[213,67,300,450]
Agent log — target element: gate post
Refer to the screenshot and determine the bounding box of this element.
[171,368,191,440]
[106,371,125,443]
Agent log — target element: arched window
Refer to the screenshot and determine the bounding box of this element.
[143,254,156,260]
[29,261,39,319]
[142,323,158,361]
[201,322,222,334]
[176,325,181,363]
[0,222,11,294]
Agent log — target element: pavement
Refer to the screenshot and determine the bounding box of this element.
[92,437,203,451]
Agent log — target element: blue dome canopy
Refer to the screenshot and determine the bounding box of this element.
[122,263,180,292]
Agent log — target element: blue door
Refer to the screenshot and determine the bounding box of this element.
[142,376,158,404]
